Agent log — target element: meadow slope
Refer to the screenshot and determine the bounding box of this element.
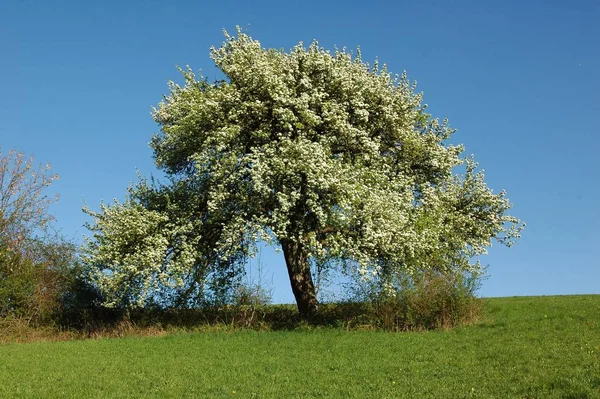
[0,295,598,398]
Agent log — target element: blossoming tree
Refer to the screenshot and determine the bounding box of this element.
[83,29,523,319]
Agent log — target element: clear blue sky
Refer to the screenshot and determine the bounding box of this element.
[1,0,598,303]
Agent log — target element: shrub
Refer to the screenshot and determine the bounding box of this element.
[0,245,36,319]
[346,269,483,331]
[56,265,124,332]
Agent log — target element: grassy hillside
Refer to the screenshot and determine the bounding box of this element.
[0,295,598,398]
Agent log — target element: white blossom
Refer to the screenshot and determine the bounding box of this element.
[83,28,524,308]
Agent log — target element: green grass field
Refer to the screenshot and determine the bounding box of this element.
[0,295,598,398]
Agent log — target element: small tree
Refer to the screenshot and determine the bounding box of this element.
[83,29,523,319]
[0,148,66,321]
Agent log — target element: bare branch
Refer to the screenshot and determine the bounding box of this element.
[0,147,59,252]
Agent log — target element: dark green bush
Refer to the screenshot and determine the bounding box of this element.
[56,266,124,332]
[0,236,117,330]
[0,246,37,319]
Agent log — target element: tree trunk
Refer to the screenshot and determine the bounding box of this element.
[280,238,318,320]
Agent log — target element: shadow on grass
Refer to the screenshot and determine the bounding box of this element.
[1,298,483,342]
[118,298,482,334]
[127,302,374,332]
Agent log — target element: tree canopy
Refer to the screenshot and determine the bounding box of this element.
[83,29,523,318]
